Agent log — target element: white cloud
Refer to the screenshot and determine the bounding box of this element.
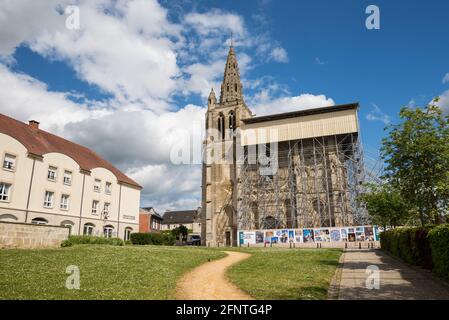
[0,0,328,212]
[252,93,335,117]
[443,73,449,84]
[0,0,67,57]
[270,47,289,63]
[184,10,245,37]
[315,57,326,65]
[366,104,391,125]
[436,89,449,114]
[0,64,108,134]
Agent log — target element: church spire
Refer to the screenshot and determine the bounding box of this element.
[219,44,244,105]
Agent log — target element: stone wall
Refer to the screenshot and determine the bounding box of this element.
[0,221,69,249]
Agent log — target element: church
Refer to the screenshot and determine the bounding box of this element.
[200,45,368,247]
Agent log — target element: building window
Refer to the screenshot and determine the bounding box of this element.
[103,202,110,219]
[47,166,57,181]
[0,183,11,202]
[103,225,114,238]
[60,194,70,210]
[83,223,95,235]
[63,170,72,185]
[105,182,112,194]
[94,179,101,192]
[43,191,54,208]
[3,154,16,171]
[31,217,48,225]
[124,227,132,241]
[217,113,225,140]
[228,111,236,131]
[92,200,99,214]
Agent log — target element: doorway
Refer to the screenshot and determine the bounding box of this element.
[225,231,231,246]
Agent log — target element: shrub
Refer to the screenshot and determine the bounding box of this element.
[130,232,175,246]
[411,227,433,269]
[60,239,73,247]
[66,235,124,246]
[380,227,432,268]
[428,224,449,280]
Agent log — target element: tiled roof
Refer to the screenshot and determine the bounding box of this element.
[141,207,163,219]
[162,210,198,224]
[0,113,141,189]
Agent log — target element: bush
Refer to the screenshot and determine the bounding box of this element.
[428,224,449,280]
[130,232,175,246]
[380,226,432,268]
[60,239,73,247]
[65,235,124,246]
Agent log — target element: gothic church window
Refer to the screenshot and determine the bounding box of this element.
[217,113,225,140]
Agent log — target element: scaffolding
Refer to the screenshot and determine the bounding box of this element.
[237,133,370,230]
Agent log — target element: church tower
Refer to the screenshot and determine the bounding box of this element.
[201,45,252,246]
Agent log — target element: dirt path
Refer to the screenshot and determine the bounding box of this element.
[176,251,253,300]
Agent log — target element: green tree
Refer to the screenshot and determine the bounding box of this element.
[381,98,449,225]
[358,184,410,230]
[171,225,189,241]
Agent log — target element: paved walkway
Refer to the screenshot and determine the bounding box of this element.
[337,249,449,300]
[176,251,253,300]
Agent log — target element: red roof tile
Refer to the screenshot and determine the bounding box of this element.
[0,113,141,189]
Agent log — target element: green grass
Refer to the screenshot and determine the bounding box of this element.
[225,248,342,300]
[0,245,225,300]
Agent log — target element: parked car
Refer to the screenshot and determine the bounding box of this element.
[186,234,201,246]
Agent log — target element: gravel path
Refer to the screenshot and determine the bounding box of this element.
[176,251,253,300]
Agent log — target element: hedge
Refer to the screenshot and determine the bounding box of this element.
[61,235,124,247]
[428,224,449,280]
[380,224,449,280]
[130,232,175,246]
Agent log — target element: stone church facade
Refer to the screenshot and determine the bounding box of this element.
[201,46,367,247]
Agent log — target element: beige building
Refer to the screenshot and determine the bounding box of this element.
[0,113,141,240]
[201,46,368,246]
[161,209,201,235]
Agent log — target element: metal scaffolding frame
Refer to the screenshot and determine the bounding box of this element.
[237,132,370,230]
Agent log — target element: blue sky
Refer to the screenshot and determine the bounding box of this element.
[1,0,448,211]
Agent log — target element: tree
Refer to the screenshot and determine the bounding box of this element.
[381,98,449,225]
[358,183,411,230]
[171,225,189,242]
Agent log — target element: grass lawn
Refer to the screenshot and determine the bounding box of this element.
[226,248,342,300]
[0,245,225,300]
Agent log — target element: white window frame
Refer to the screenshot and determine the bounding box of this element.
[91,200,99,215]
[31,218,48,225]
[43,191,54,208]
[103,226,114,238]
[60,194,70,210]
[94,179,101,192]
[105,182,112,195]
[104,202,110,215]
[3,153,16,171]
[0,182,12,202]
[124,228,132,241]
[47,166,58,182]
[83,223,94,235]
[63,170,72,185]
